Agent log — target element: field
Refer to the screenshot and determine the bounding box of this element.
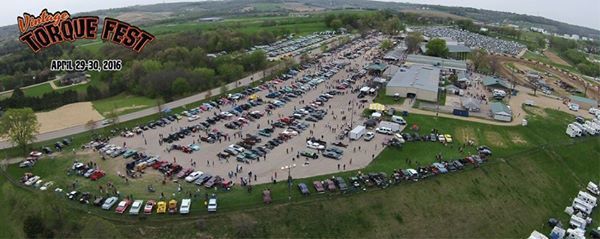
[523,50,579,73]
[92,94,156,116]
[36,102,104,134]
[2,106,599,238]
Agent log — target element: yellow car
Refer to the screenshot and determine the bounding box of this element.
[444,134,453,143]
[168,199,178,214]
[156,201,167,214]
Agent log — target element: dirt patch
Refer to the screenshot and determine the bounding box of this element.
[525,106,548,117]
[36,102,103,133]
[543,50,572,66]
[508,132,528,145]
[484,131,506,147]
[115,105,148,114]
[456,127,476,144]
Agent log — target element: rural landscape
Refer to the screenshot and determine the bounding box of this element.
[0,0,599,238]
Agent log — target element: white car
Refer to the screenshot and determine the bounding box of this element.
[24,176,40,186]
[40,181,54,190]
[187,115,200,122]
[364,132,375,141]
[306,141,325,150]
[568,103,580,111]
[589,108,599,115]
[129,200,144,215]
[376,127,393,135]
[207,197,217,212]
[228,144,245,153]
[185,171,203,182]
[180,199,191,214]
[102,197,118,210]
[282,129,299,136]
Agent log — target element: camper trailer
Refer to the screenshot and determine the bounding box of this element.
[566,124,581,137]
[349,126,366,140]
[577,191,597,207]
[587,181,599,195]
[569,214,587,229]
[571,199,593,215]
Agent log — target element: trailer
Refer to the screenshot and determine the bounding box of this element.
[379,121,401,133]
[349,126,366,140]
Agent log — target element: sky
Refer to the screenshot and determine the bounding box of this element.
[2,0,599,30]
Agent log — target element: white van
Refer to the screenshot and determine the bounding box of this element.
[391,115,407,125]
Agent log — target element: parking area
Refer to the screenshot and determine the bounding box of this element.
[98,34,395,185]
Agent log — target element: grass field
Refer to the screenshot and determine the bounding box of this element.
[2,106,599,237]
[523,50,579,73]
[92,94,156,116]
[373,89,405,105]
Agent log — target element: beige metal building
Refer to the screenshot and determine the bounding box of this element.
[386,65,440,102]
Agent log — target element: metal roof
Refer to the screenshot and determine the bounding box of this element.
[483,76,511,89]
[569,95,598,105]
[406,54,467,70]
[387,65,440,93]
[490,102,511,115]
[419,44,471,53]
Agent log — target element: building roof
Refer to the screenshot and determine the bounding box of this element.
[462,97,480,110]
[483,76,511,89]
[406,54,467,71]
[490,102,512,115]
[419,44,471,54]
[387,65,440,93]
[384,46,406,61]
[569,95,598,105]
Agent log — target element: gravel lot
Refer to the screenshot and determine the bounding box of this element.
[108,34,395,185]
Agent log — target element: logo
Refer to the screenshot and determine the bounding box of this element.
[17,9,155,53]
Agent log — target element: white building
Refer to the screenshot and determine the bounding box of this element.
[386,65,440,102]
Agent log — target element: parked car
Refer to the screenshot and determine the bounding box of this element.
[313,181,325,193]
[144,200,156,214]
[185,171,203,183]
[102,197,118,210]
[364,132,375,141]
[156,201,167,214]
[129,200,144,215]
[115,200,132,214]
[208,195,217,212]
[298,183,310,195]
[180,199,191,214]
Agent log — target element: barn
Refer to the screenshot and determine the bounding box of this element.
[386,65,440,102]
[490,102,513,122]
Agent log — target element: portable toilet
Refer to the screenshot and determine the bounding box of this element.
[522,119,528,126]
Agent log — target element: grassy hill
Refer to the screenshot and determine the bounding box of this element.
[1,108,598,238]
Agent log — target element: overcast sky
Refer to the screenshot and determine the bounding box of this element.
[3,0,599,30]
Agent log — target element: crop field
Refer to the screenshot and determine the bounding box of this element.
[2,107,598,238]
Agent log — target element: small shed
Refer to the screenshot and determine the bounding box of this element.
[483,77,511,91]
[490,102,512,122]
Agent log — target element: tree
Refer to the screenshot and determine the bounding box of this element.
[11,87,24,98]
[426,39,449,58]
[0,108,39,153]
[469,48,489,72]
[105,106,119,125]
[405,32,424,53]
[171,77,190,96]
[300,52,310,64]
[330,19,343,30]
[155,98,165,116]
[380,39,393,51]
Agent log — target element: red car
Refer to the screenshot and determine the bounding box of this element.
[115,199,132,214]
[313,181,325,193]
[177,168,194,179]
[90,170,106,181]
[325,179,336,192]
[280,117,294,124]
[152,161,168,169]
[144,200,156,214]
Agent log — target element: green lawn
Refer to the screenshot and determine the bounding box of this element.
[373,89,405,105]
[1,107,598,238]
[92,94,157,116]
[523,50,579,73]
[22,83,54,97]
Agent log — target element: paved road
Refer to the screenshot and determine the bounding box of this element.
[0,38,344,150]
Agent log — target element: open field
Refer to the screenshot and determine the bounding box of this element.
[92,94,156,117]
[2,107,599,238]
[36,102,104,134]
[544,50,572,66]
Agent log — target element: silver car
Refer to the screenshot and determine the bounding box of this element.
[102,197,118,210]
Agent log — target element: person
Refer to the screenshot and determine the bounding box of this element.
[337,164,340,170]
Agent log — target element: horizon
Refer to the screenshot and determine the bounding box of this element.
[1,0,599,31]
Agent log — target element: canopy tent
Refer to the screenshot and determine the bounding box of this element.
[371,112,382,118]
[249,94,259,100]
[369,103,386,111]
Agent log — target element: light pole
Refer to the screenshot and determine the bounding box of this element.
[281,164,296,201]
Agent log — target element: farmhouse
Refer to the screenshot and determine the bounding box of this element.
[569,95,598,110]
[490,102,512,122]
[386,65,440,102]
[60,72,87,86]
